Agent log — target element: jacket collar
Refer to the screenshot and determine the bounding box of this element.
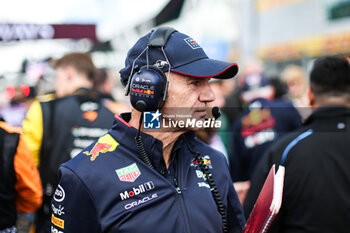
[304,105,350,125]
[109,113,162,159]
[109,113,195,172]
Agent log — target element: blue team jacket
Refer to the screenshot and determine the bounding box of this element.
[230,98,302,181]
[50,114,245,233]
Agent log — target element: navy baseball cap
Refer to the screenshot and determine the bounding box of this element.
[119,28,239,86]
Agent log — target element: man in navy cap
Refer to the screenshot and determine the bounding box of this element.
[50,26,245,233]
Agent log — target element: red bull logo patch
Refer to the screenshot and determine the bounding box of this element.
[83,134,119,161]
[202,155,213,169]
[241,109,276,137]
[116,163,141,182]
[191,155,212,169]
[203,156,211,165]
[131,88,154,95]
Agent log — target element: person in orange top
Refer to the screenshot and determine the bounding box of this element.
[0,118,42,232]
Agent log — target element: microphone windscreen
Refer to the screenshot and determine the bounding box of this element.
[212,106,221,120]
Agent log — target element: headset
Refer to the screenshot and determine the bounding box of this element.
[124,27,177,168]
[124,26,177,112]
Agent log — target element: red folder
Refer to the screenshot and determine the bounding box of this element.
[242,164,285,233]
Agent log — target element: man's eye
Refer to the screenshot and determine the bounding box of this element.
[191,81,201,87]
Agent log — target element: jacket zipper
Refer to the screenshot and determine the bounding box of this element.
[174,154,192,233]
[173,177,192,233]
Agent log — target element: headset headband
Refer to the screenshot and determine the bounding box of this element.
[148,26,177,47]
[125,27,177,96]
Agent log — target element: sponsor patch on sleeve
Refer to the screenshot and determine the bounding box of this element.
[53,185,65,202]
[51,214,64,229]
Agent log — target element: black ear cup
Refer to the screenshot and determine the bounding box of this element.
[124,27,177,112]
[129,65,168,112]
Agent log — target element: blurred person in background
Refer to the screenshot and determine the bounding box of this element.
[94,68,130,115]
[222,81,243,127]
[269,76,289,100]
[281,65,311,119]
[0,117,42,233]
[229,73,302,204]
[223,60,264,129]
[22,52,115,233]
[0,85,37,127]
[244,55,350,233]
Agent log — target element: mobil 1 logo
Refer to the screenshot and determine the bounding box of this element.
[120,181,155,200]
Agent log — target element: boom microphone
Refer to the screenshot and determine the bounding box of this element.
[212,106,221,120]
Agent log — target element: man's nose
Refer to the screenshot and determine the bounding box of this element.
[199,83,216,103]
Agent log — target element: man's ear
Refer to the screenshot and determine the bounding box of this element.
[308,87,315,108]
[65,66,76,81]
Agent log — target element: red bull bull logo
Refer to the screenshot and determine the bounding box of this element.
[202,155,213,169]
[144,89,154,95]
[83,134,119,161]
[203,158,211,165]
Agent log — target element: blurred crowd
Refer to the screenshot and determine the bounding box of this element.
[195,59,310,205]
[0,52,130,233]
[1,49,349,233]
